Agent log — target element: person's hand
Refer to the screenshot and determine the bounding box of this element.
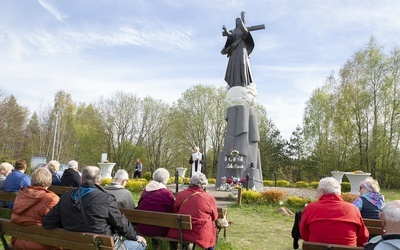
[137,235,147,246]
[222,25,227,31]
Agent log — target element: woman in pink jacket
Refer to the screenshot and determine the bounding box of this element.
[167,173,218,250]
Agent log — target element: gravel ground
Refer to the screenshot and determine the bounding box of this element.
[261,186,318,200]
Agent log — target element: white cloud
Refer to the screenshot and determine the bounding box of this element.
[37,0,67,22]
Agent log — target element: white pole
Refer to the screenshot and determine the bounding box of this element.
[51,109,59,160]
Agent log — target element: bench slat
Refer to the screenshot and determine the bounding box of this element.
[120,208,192,230]
[0,218,114,250]
[303,241,364,250]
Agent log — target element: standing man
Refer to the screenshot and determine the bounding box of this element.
[189,147,205,177]
[60,160,81,187]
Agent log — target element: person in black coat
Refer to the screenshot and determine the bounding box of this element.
[43,166,147,249]
[60,160,81,187]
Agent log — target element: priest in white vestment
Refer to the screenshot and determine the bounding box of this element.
[189,147,205,177]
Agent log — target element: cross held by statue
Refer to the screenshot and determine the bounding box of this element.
[222,11,265,36]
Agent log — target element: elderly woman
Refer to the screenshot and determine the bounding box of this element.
[353,177,385,220]
[0,162,13,189]
[136,168,174,249]
[167,172,218,250]
[47,160,61,186]
[11,168,60,249]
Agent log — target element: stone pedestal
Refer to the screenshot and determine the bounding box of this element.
[344,172,371,195]
[98,163,116,179]
[176,168,187,178]
[216,85,263,190]
[331,171,345,183]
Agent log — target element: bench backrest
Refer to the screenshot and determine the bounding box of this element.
[120,208,192,230]
[363,218,384,236]
[0,218,114,250]
[302,241,364,250]
[48,185,75,195]
[0,191,16,202]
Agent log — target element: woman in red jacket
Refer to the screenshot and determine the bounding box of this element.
[167,172,218,250]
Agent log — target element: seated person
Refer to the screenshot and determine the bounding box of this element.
[0,162,13,207]
[11,168,60,250]
[43,166,147,250]
[0,162,13,189]
[136,168,174,249]
[60,160,81,187]
[353,177,385,220]
[167,173,218,250]
[3,159,31,208]
[300,177,369,247]
[104,169,135,209]
[365,200,400,249]
[47,160,62,186]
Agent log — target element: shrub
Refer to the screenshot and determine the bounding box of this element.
[286,196,312,208]
[208,178,216,184]
[183,177,190,185]
[276,180,291,187]
[167,176,184,184]
[260,189,287,204]
[295,181,309,188]
[341,192,358,203]
[142,172,152,181]
[263,180,274,187]
[341,182,351,193]
[310,182,319,188]
[125,179,148,192]
[101,178,112,186]
[241,189,263,203]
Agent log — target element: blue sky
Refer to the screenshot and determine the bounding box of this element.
[1,1,400,140]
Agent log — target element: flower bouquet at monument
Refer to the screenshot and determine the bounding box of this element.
[230,149,239,157]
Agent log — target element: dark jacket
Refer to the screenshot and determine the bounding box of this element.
[60,168,81,187]
[42,183,138,240]
[51,171,61,186]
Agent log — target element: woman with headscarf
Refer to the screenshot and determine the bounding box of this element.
[353,177,385,220]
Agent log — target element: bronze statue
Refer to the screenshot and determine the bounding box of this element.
[221,12,265,88]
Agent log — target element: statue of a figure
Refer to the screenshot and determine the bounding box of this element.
[221,12,265,88]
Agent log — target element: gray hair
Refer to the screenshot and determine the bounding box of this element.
[361,177,380,193]
[152,168,170,185]
[47,160,60,172]
[114,169,129,183]
[68,160,78,169]
[0,162,13,172]
[190,172,208,189]
[381,200,400,223]
[81,166,101,184]
[318,177,341,195]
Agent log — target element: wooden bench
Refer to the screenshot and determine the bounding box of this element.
[0,218,115,250]
[0,187,231,249]
[48,185,75,195]
[120,207,230,250]
[363,218,384,236]
[121,208,192,250]
[302,241,364,250]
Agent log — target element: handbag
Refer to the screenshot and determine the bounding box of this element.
[113,234,127,250]
[77,188,127,250]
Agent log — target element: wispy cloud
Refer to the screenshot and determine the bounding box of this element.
[37,0,66,22]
